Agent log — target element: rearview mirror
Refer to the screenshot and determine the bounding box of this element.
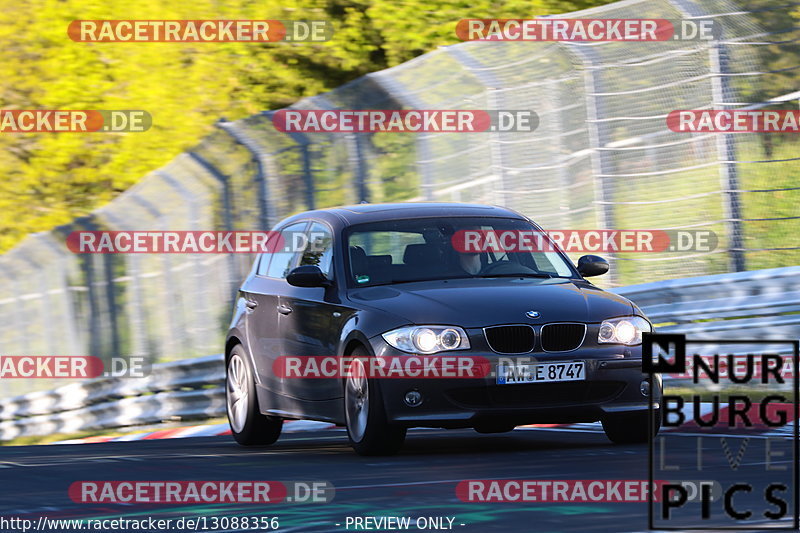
[577,255,609,277]
[286,265,331,288]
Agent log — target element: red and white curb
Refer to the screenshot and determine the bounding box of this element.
[50,403,794,444]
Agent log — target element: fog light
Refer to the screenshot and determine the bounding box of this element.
[640,380,650,397]
[404,390,422,407]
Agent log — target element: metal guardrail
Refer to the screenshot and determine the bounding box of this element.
[0,354,225,440]
[615,265,800,357]
[1,266,798,440]
[2,0,799,398]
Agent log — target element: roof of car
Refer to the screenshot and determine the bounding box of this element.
[275,203,527,228]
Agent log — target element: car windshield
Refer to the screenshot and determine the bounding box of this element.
[345,216,576,287]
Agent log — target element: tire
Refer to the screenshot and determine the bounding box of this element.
[344,347,407,456]
[226,344,283,446]
[602,409,661,445]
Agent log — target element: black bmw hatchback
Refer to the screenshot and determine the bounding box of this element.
[225,203,661,455]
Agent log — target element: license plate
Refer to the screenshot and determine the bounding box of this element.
[496,361,585,385]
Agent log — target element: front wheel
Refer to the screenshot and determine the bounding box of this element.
[602,409,660,444]
[226,345,283,446]
[344,348,407,456]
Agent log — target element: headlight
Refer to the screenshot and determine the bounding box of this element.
[597,316,651,345]
[382,325,471,354]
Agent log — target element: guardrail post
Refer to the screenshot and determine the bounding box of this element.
[351,133,370,203]
[97,209,147,359]
[187,152,235,231]
[187,151,240,302]
[368,72,433,201]
[710,44,746,272]
[668,0,746,273]
[266,114,317,210]
[158,171,214,355]
[300,143,317,209]
[129,193,183,362]
[567,44,618,285]
[72,216,119,361]
[217,120,275,229]
[446,47,508,207]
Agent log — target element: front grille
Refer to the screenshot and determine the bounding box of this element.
[484,325,535,354]
[540,323,586,352]
[447,381,625,409]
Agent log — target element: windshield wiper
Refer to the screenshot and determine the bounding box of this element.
[387,275,475,285]
[478,272,553,279]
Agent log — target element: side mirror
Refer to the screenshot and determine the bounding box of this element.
[286,265,331,288]
[577,255,609,277]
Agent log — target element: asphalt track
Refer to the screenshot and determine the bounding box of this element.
[0,426,794,532]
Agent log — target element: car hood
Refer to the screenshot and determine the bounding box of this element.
[348,277,635,328]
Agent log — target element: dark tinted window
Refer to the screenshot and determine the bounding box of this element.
[256,231,284,276]
[266,222,307,279]
[298,222,334,277]
[346,217,575,287]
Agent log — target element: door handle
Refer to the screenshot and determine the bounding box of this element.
[245,300,258,309]
[277,304,293,315]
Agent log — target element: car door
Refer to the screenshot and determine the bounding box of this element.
[243,221,308,397]
[279,221,345,401]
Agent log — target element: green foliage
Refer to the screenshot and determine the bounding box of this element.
[0,0,619,252]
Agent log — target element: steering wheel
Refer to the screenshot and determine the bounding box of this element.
[478,261,538,276]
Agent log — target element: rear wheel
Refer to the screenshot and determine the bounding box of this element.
[226,345,282,445]
[345,347,407,456]
[602,409,660,444]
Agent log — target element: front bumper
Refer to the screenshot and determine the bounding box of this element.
[369,336,661,429]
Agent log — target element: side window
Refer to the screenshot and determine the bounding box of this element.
[349,231,424,264]
[266,222,307,279]
[256,254,270,276]
[299,222,334,277]
[256,232,282,276]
